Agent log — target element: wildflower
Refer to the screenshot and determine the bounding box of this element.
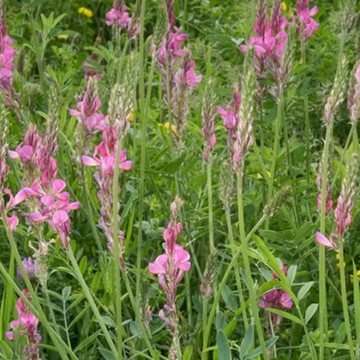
[201,80,217,163]
[6,290,41,359]
[78,7,93,18]
[69,76,106,135]
[148,198,190,357]
[315,232,338,250]
[241,0,289,65]
[294,0,319,42]
[334,154,358,238]
[106,2,131,29]
[259,266,293,332]
[56,34,69,41]
[17,257,39,281]
[161,122,177,135]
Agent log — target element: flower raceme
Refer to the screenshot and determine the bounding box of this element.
[294,0,319,42]
[241,0,289,65]
[106,2,131,29]
[6,290,41,359]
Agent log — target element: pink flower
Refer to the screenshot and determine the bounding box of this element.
[105,4,131,29]
[315,232,338,250]
[157,27,187,65]
[217,106,237,130]
[163,221,183,253]
[295,1,319,41]
[17,257,39,281]
[174,58,202,89]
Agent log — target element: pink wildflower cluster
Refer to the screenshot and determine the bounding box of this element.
[241,0,289,66]
[8,124,80,247]
[155,1,201,141]
[259,266,293,331]
[17,257,40,281]
[83,126,132,253]
[294,0,319,42]
[69,77,105,135]
[6,290,41,360]
[0,24,15,90]
[149,197,191,333]
[217,88,253,171]
[105,1,139,38]
[315,156,357,251]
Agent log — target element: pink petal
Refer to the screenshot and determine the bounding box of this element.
[120,160,133,171]
[82,156,99,167]
[7,212,19,232]
[315,232,337,250]
[8,150,19,159]
[51,179,66,193]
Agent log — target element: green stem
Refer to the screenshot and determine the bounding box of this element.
[338,244,355,359]
[319,121,333,359]
[237,172,268,359]
[67,246,118,356]
[112,142,124,358]
[225,205,249,329]
[207,157,215,254]
[266,89,284,229]
[202,214,267,359]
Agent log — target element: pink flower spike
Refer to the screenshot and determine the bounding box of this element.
[315,232,337,250]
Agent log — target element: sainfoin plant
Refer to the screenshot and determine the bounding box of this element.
[1,0,360,359]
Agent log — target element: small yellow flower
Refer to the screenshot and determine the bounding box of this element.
[350,270,360,283]
[57,34,69,40]
[129,110,135,123]
[281,2,287,12]
[78,7,93,18]
[162,122,177,135]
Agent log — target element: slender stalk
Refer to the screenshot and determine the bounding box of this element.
[225,205,249,329]
[67,246,118,356]
[319,121,333,359]
[207,157,215,254]
[112,142,123,358]
[237,172,268,359]
[202,214,267,358]
[338,244,355,359]
[266,89,284,229]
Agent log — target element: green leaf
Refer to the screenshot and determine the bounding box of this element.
[0,339,12,358]
[61,286,71,301]
[215,311,227,331]
[216,330,232,360]
[245,337,278,359]
[98,347,117,360]
[183,345,193,360]
[240,324,254,359]
[305,303,318,325]
[287,265,297,286]
[266,308,302,325]
[297,282,314,301]
[221,285,238,313]
[129,321,143,338]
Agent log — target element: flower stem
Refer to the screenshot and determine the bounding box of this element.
[225,204,249,329]
[266,89,284,229]
[319,121,333,359]
[338,244,355,359]
[237,171,268,359]
[207,157,215,254]
[112,141,124,359]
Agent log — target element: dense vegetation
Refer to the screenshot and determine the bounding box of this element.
[0,0,359,359]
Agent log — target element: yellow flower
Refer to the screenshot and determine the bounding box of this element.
[78,7,93,18]
[57,34,69,40]
[129,110,135,123]
[162,122,177,135]
[350,270,360,283]
[281,2,287,12]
